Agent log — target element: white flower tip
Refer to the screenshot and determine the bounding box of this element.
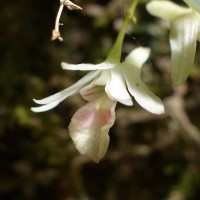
[31,107,41,113]
[119,99,133,106]
[31,106,51,113]
[154,104,165,115]
[141,47,151,59]
[61,62,69,69]
[135,47,151,54]
[31,99,45,112]
[133,47,151,57]
[33,98,40,104]
[32,98,48,105]
[146,98,165,115]
[146,1,162,14]
[125,47,151,67]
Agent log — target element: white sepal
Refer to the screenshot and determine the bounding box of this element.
[61,62,115,71]
[123,62,164,115]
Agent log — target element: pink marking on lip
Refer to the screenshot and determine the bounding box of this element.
[75,108,97,128]
[103,109,112,125]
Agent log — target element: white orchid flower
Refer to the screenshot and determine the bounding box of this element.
[32,0,164,162]
[146,0,200,85]
[31,47,164,162]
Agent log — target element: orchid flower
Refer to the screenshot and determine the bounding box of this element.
[32,0,164,163]
[146,0,200,85]
[31,47,164,162]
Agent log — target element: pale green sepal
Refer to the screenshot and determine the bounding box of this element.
[170,13,198,85]
[184,0,200,14]
[146,0,191,21]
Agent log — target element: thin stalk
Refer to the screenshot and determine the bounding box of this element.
[107,0,139,62]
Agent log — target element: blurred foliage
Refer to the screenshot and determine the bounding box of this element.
[1,0,200,199]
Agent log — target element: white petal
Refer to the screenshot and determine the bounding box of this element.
[170,13,198,85]
[31,99,63,112]
[105,67,133,106]
[33,71,100,105]
[123,64,164,115]
[146,1,191,21]
[124,47,150,69]
[61,62,115,71]
[68,95,116,163]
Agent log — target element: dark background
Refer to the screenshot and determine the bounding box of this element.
[1,0,200,199]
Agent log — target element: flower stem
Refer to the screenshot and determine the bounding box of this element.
[51,0,82,41]
[107,0,139,62]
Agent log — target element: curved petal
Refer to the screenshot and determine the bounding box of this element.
[124,47,150,69]
[61,61,115,71]
[170,13,198,85]
[105,67,133,106]
[146,1,191,21]
[123,64,164,115]
[31,98,65,112]
[68,95,116,163]
[33,71,100,105]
